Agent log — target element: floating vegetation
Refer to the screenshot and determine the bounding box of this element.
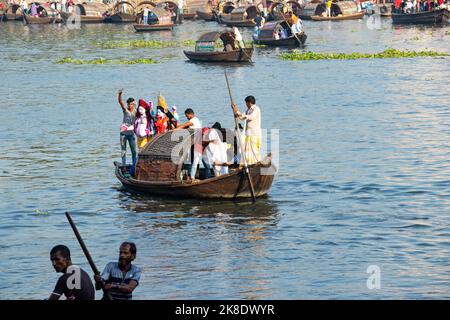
[249,41,267,48]
[279,48,450,61]
[35,209,49,215]
[55,57,159,65]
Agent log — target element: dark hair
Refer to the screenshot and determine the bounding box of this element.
[212,122,222,130]
[50,245,71,260]
[126,98,135,105]
[245,96,256,104]
[184,108,194,115]
[121,242,137,255]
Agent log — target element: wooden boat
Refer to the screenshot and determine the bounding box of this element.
[299,0,364,20]
[104,1,136,23]
[60,3,108,23]
[254,20,307,46]
[133,6,174,31]
[184,31,253,62]
[268,1,303,21]
[3,4,23,21]
[196,1,216,21]
[218,4,260,27]
[310,10,365,20]
[114,130,276,199]
[23,5,61,24]
[391,8,450,24]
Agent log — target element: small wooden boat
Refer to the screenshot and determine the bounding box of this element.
[310,10,365,20]
[299,0,364,21]
[184,31,253,62]
[218,4,260,27]
[196,1,216,21]
[114,130,276,199]
[104,1,136,23]
[3,4,23,21]
[391,8,450,24]
[133,6,174,31]
[268,1,303,21]
[23,5,61,25]
[254,20,307,46]
[60,3,108,23]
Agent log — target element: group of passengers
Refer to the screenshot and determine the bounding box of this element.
[117,89,262,183]
[393,0,448,13]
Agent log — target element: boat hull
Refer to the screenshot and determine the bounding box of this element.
[23,15,60,24]
[256,32,307,46]
[60,12,105,23]
[104,13,136,23]
[133,23,174,31]
[183,48,254,62]
[218,15,256,27]
[310,11,366,21]
[196,10,215,21]
[391,9,450,24]
[3,13,23,21]
[115,162,275,199]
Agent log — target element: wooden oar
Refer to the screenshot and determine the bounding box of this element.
[65,212,113,300]
[224,71,257,203]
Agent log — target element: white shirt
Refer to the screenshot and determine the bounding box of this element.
[189,116,202,129]
[143,8,149,15]
[205,129,228,175]
[237,105,261,137]
[233,28,243,42]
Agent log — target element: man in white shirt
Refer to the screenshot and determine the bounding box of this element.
[143,7,149,24]
[232,95,261,165]
[175,108,203,181]
[232,26,244,49]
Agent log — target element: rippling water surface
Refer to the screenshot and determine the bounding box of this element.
[0,17,449,299]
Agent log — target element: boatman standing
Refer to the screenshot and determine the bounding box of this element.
[48,245,95,300]
[94,242,141,300]
[232,96,262,165]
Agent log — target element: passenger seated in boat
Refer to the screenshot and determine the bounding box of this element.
[203,122,229,178]
[148,10,158,24]
[220,32,236,51]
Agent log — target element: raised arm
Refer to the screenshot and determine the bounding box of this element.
[117,88,126,112]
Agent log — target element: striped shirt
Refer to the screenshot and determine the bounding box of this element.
[100,262,141,300]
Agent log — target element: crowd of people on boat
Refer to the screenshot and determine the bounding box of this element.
[117,89,262,182]
[12,0,76,17]
[393,0,448,13]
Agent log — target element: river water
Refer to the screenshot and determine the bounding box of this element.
[0,17,449,299]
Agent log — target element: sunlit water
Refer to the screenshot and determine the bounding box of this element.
[0,17,449,299]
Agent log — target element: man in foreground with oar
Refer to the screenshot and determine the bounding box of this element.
[94,242,141,300]
[232,96,262,165]
[48,245,95,300]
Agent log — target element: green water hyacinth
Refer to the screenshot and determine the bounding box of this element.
[55,57,159,65]
[279,48,450,61]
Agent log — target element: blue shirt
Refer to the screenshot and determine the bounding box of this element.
[101,262,141,300]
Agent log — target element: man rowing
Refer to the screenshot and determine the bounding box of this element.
[48,245,95,300]
[232,96,261,165]
[94,242,141,300]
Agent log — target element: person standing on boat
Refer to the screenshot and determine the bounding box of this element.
[134,99,153,150]
[48,245,95,300]
[326,0,333,16]
[143,6,149,24]
[232,96,261,165]
[94,242,141,301]
[118,89,137,170]
[174,108,202,181]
